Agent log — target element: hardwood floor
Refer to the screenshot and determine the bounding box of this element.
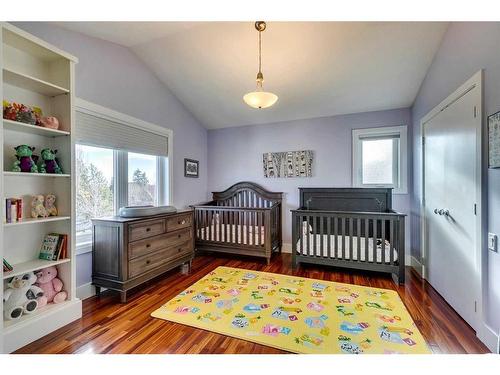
[15,253,490,354]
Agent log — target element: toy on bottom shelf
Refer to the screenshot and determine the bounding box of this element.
[3,272,44,320]
[44,194,58,216]
[35,266,67,307]
[31,195,48,218]
[12,145,38,173]
[39,148,63,174]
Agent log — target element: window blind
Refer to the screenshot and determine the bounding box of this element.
[75,110,168,157]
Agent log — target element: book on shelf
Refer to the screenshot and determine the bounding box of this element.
[4,197,23,223]
[3,258,13,272]
[39,233,68,261]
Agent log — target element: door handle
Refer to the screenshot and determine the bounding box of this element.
[435,209,450,216]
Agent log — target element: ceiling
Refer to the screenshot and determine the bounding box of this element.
[55,22,448,129]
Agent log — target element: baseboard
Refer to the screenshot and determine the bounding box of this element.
[477,323,499,353]
[76,282,106,300]
[410,255,423,277]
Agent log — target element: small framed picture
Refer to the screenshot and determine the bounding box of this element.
[184,158,199,178]
[488,111,500,168]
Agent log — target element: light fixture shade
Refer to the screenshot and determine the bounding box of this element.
[243,91,278,109]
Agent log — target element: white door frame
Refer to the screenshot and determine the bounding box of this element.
[420,70,485,332]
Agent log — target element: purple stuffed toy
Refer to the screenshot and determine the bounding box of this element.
[12,145,38,173]
[40,148,63,174]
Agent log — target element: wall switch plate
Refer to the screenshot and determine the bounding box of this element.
[488,233,497,252]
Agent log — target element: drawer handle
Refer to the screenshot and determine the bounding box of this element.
[177,248,182,252]
[146,243,151,248]
[177,234,182,238]
[178,220,186,225]
[146,260,151,264]
[146,227,151,232]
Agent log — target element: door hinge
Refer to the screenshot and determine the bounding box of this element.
[422,136,425,146]
[474,300,477,313]
[474,203,477,215]
[474,106,477,118]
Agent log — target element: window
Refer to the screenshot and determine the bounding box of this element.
[128,152,158,206]
[352,125,407,194]
[74,100,172,254]
[75,145,115,249]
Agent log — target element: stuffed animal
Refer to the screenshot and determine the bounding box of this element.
[3,272,44,320]
[44,194,58,216]
[31,195,48,218]
[40,116,59,130]
[39,148,62,174]
[35,266,67,306]
[12,145,38,173]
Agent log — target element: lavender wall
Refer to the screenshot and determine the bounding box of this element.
[411,22,500,335]
[13,23,208,288]
[208,108,412,255]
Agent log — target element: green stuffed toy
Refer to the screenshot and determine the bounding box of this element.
[12,145,38,173]
[39,148,63,174]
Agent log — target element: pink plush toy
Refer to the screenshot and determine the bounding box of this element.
[34,266,67,307]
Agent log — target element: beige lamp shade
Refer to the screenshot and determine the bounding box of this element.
[243,90,278,109]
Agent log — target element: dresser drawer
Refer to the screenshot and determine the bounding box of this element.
[128,228,192,260]
[128,241,192,278]
[129,219,165,242]
[166,213,192,232]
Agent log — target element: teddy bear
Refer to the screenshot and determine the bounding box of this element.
[44,194,58,216]
[12,145,38,173]
[39,148,62,174]
[35,266,67,307]
[3,272,44,320]
[31,194,48,218]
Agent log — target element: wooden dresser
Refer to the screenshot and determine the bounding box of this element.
[92,210,194,302]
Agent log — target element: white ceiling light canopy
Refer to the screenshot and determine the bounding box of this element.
[243,21,278,109]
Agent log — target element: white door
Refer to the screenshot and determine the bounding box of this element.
[423,82,481,330]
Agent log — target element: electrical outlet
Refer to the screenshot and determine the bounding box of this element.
[488,233,497,252]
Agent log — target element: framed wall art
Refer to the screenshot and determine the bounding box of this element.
[184,158,199,178]
[263,150,313,178]
[488,111,500,168]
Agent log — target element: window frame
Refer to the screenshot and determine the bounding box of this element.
[352,125,408,194]
[74,98,173,255]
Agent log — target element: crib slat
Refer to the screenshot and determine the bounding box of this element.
[306,215,311,255]
[319,215,324,258]
[236,210,240,244]
[381,219,386,264]
[357,218,361,262]
[390,219,394,265]
[218,209,222,242]
[348,218,353,261]
[253,211,257,246]
[247,211,251,245]
[333,216,338,259]
[313,216,317,257]
[372,218,378,264]
[341,217,346,260]
[365,219,369,263]
[300,215,304,255]
[326,216,331,258]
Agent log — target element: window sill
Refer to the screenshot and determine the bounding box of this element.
[76,241,92,255]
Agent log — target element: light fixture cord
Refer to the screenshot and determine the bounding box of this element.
[258,29,262,75]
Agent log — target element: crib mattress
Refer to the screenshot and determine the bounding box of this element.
[199,224,265,245]
[296,234,398,263]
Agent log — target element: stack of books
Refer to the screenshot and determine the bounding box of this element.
[3,258,13,272]
[5,197,23,223]
[39,233,68,261]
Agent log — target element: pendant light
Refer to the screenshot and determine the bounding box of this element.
[243,21,278,109]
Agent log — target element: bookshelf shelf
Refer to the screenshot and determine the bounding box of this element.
[3,68,70,97]
[2,257,70,280]
[3,171,71,178]
[3,119,70,137]
[3,216,71,227]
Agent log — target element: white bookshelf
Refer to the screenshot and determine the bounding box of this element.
[1,23,81,353]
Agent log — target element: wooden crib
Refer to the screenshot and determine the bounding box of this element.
[192,182,283,264]
[291,188,406,284]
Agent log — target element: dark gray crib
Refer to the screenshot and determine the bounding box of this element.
[291,188,406,284]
